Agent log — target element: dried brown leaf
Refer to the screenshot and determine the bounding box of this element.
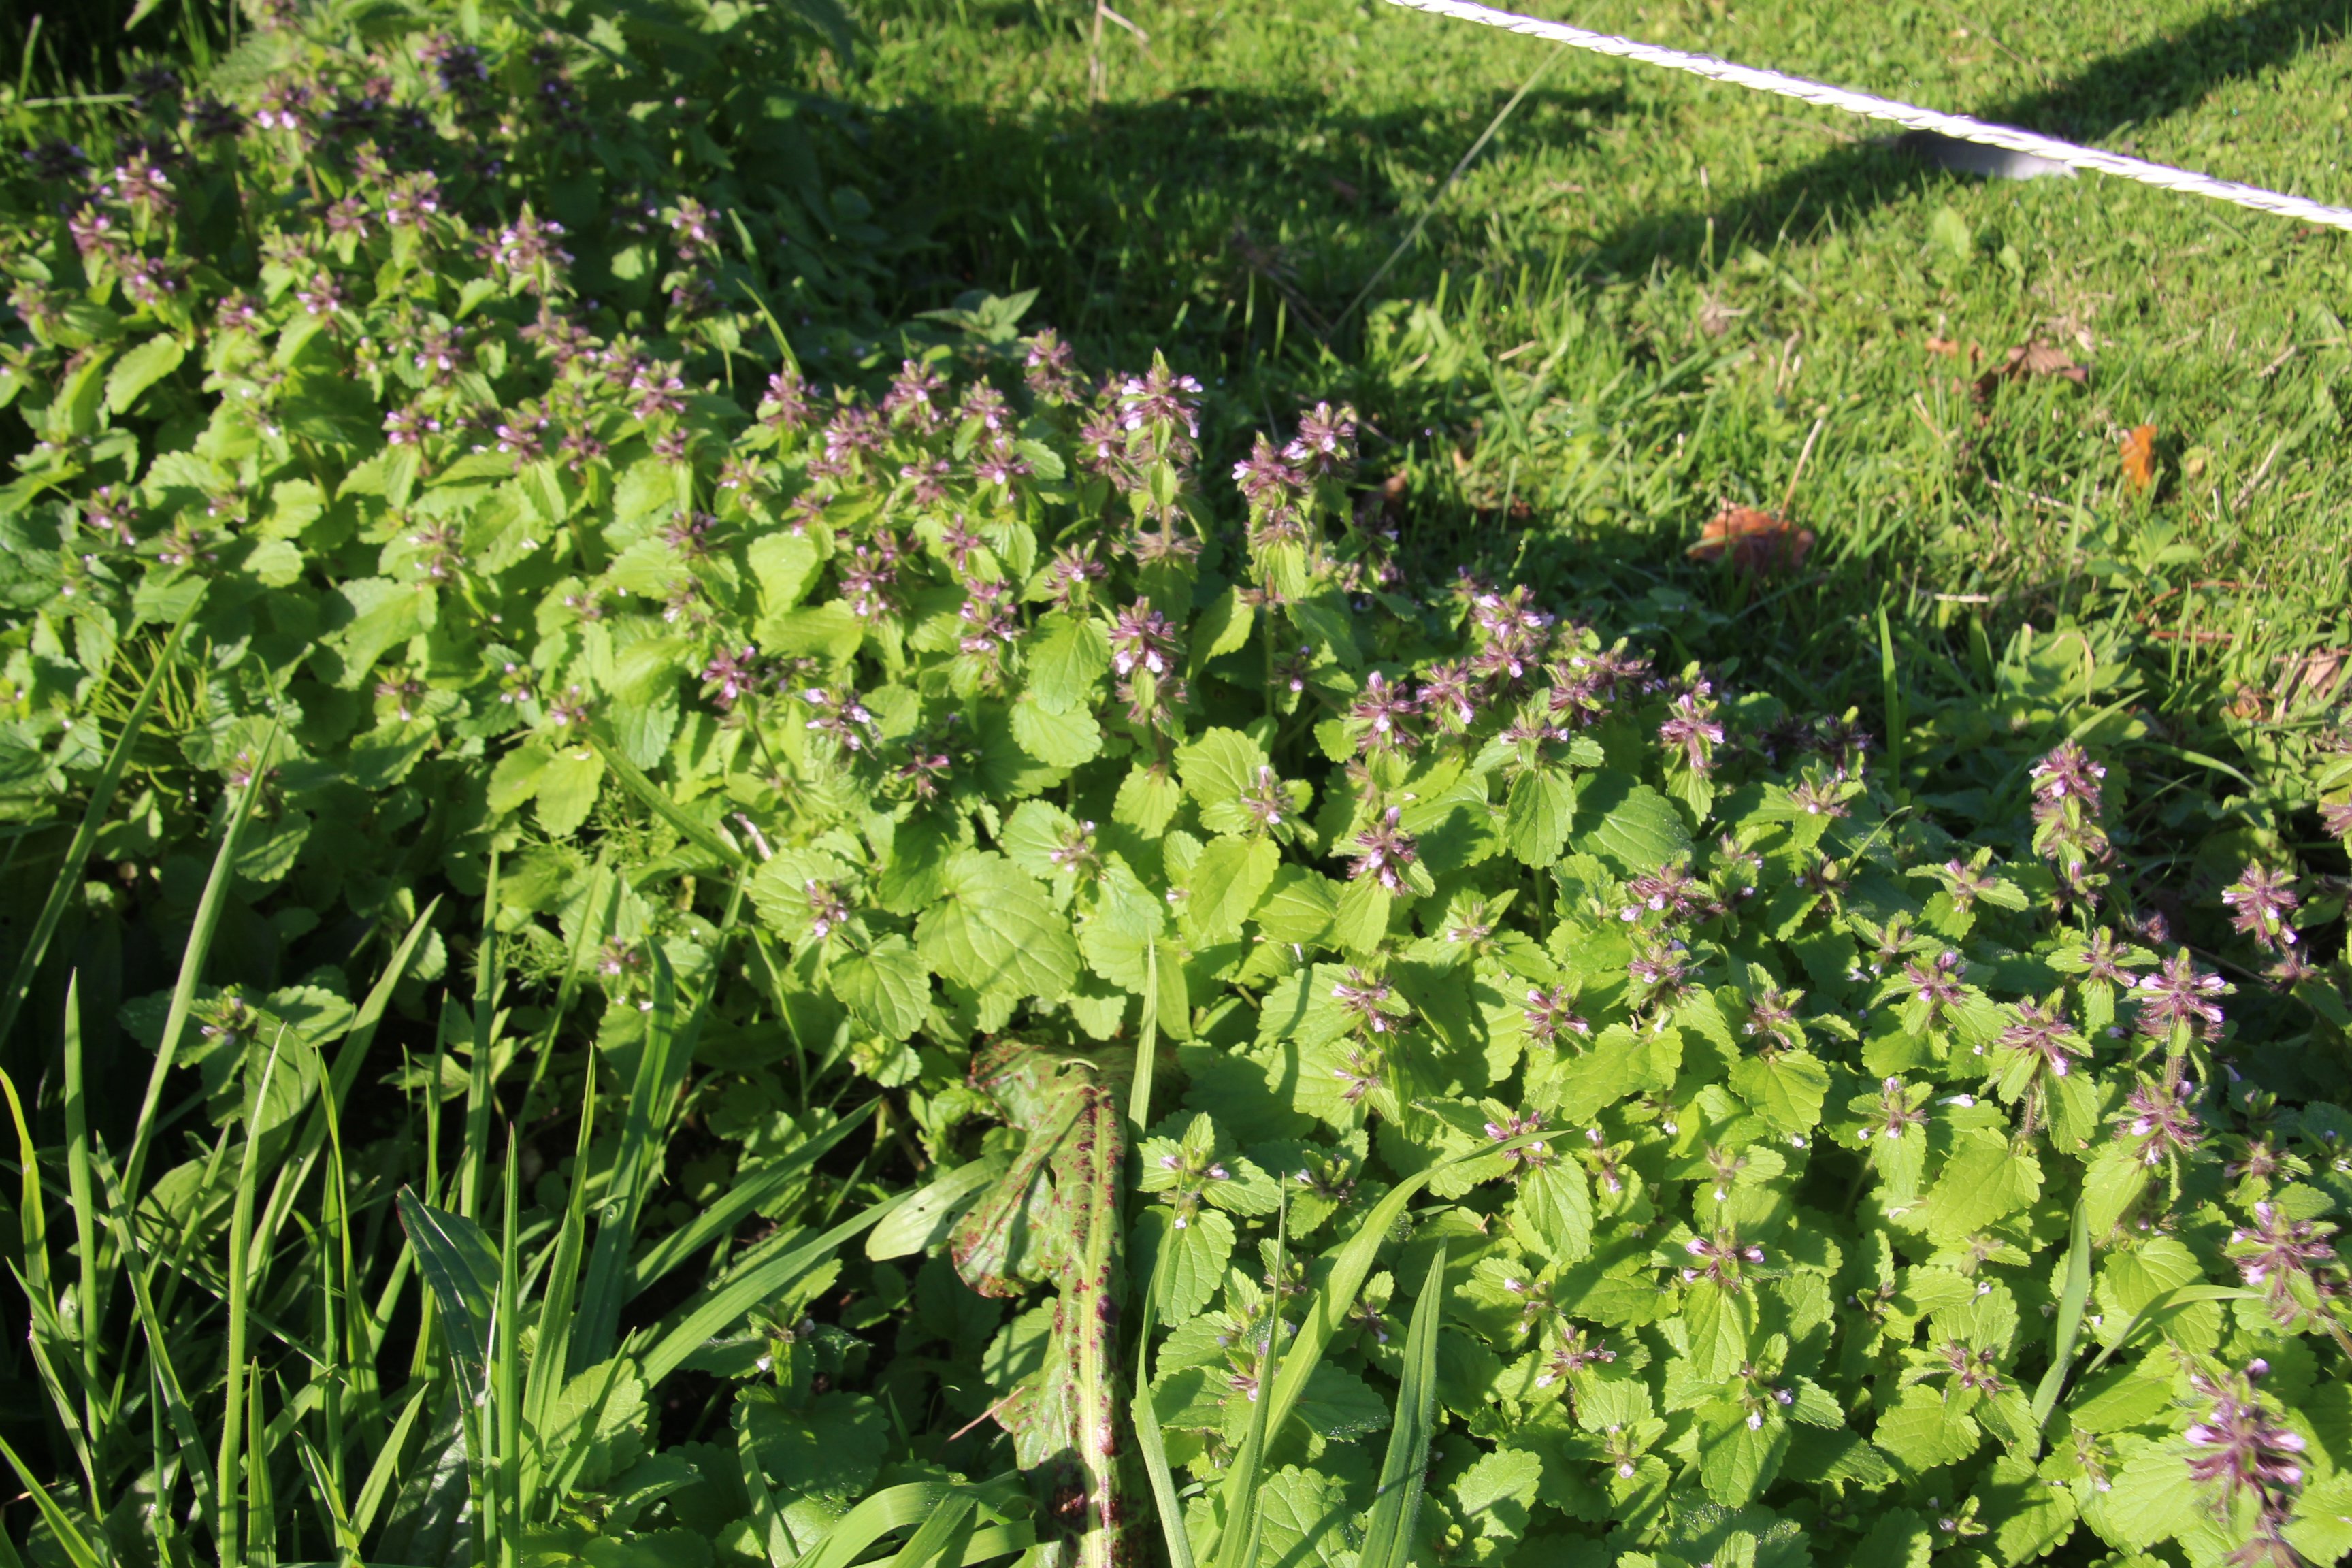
[1688,506,1815,574]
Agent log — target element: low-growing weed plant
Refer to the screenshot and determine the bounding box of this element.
[3,3,2351,1568]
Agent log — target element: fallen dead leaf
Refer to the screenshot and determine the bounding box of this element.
[2121,423,2157,491]
[1698,297,1747,338]
[1972,338,2089,400]
[1925,336,1961,357]
[2278,648,2350,709]
[1688,506,1815,574]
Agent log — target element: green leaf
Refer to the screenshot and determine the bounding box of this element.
[834,935,931,1040]
[1728,1051,1831,1133]
[866,1155,1009,1261]
[1165,1209,1235,1320]
[1580,777,1691,873]
[1925,1130,2041,1244]
[1186,834,1279,942]
[1009,696,1102,768]
[1030,613,1111,713]
[1505,768,1575,867]
[1189,587,1255,675]
[1681,1279,1752,1382]
[1697,1402,1788,1506]
[103,333,185,414]
[1872,1388,1981,1475]
[2080,1141,2152,1236]
[916,851,1079,1000]
[2083,1436,2198,1550]
[536,747,606,838]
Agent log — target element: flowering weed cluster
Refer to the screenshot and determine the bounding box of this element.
[3,4,2352,1568]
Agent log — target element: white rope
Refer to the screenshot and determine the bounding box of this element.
[1380,0,2352,234]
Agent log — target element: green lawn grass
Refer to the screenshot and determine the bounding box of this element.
[847,0,2352,785]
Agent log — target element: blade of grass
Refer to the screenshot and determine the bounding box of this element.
[250,901,443,1281]
[521,1062,600,1522]
[0,1063,101,1504]
[585,732,748,870]
[2029,1197,2092,1431]
[1878,605,1906,790]
[461,853,504,1223]
[1359,1243,1448,1568]
[346,1382,432,1547]
[635,1187,914,1386]
[872,1492,978,1568]
[629,1100,880,1294]
[0,591,203,1048]
[495,1129,522,1568]
[1253,1132,1542,1460]
[1211,1188,1287,1568]
[1128,1217,1196,1568]
[220,1026,293,1567]
[60,975,105,1460]
[120,721,277,1203]
[88,1143,225,1551]
[798,1483,964,1568]
[0,1434,105,1568]
[1336,46,1567,333]
[570,944,682,1374]
[2074,1284,2264,1384]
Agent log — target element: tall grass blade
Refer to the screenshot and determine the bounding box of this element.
[2029,1197,2092,1430]
[1129,1220,1197,1568]
[220,1028,293,1567]
[585,732,747,869]
[798,1483,967,1568]
[633,1100,881,1290]
[347,1383,431,1546]
[570,945,682,1374]
[1359,1243,1448,1568]
[0,1435,105,1568]
[1212,1189,1287,1568]
[60,975,103,1452]
[395,1189,501,1405]
[636,1187,914,1385]
[0,593,203,1047]
[120,723,277,1203]
[870,1492,978,1568]
[494,1131,522,1568]
[250,900,442,1280]
[522,1066,600,1522]
[1335,47,1565,333]
[1256,1132,1541,1457]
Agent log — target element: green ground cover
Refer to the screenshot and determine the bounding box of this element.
[0,1,2348,1567]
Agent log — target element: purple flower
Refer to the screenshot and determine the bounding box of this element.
[700,647,762,710]
[1344,806,1418,896]
[2135,951,2232,1042]
[883,359,946,428]
[2228,1203,2342,1327]
[802,687,874,752]
[760,368,812,430]
[1282,401,1357,479]
[2183,1362,2306,1543]
[1522,987,1589,1045]
[1997,998,2085,1078]
[1118,361,1203,438]
[1022,329,1077,402]
[1348,671,1418,755]
[2116,1077,2202,1166]
[1330,968,1401,1033]
[2031,739,2107,808]
[1108,602,1180,677]
[1232,435,1304,504]
[1658,690,1727,774]
[2221,864,2299,951]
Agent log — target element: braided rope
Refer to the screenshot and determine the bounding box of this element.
[1381,0,2352,234]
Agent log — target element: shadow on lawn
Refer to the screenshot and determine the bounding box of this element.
[879,0,2349,346]
[1586,0,2352,270]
